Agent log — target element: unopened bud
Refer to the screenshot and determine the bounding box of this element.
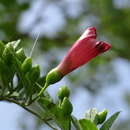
[21,57,32,74]
[57,86,70,100]
[97,109,108,124]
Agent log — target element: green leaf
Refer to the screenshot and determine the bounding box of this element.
[79,119,98,130]
[100,111,120,130]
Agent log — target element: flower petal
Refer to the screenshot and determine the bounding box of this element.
[56,27,111,75]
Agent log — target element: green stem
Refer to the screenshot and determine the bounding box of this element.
[38,82,49,96]
[0,97,57,130]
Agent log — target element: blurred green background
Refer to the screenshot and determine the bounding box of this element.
[0,0,130,130]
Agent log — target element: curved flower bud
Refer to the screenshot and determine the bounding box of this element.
[38,27,111,96]
[56,27,111,75]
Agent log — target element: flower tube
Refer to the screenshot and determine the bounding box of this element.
[56,27,111,75]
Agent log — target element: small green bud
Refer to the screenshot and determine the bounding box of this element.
[57,86,70,100]
[97,109,108,124]
[2,43,15,66]
[0,41,5,56]
[21,57,32,74]
[26,65,40,82]
[16,48,26,62]
[46,68,63,85]
[61,97,73,115]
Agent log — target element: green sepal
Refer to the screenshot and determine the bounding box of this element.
[46,68,63,85]
[38,68,64,96]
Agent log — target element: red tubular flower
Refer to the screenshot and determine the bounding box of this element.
[56,27,111,75]
[38,27,111,96]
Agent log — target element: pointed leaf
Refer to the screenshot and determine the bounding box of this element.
[100,111,120,130]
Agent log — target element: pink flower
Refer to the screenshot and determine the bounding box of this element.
[38,27,111,95]
[56,27,111,75]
